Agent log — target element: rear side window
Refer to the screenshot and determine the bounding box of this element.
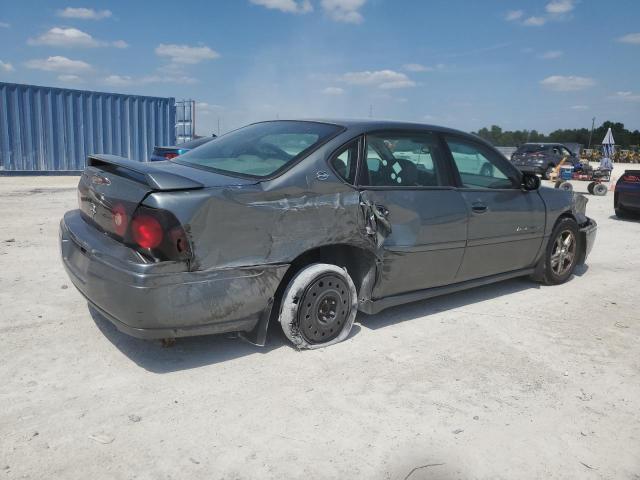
[361,132,444,187]
[445,137,519,189]
[176,121,341,178]
[330,140,359,184]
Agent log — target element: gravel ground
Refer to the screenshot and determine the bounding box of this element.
[0,166,638,480]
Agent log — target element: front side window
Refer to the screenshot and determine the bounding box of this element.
[176,121,341,178]
[361,132,443,187]
[445,137,519,189]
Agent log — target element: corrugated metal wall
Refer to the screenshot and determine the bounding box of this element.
[0,82,176,172]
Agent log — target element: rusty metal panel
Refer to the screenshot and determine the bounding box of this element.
[0,82,176,172]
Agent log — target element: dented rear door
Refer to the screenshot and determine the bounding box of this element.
[359,131,468,299]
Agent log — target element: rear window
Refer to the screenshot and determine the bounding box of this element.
[516,144,549,154]
[175,121,341,178]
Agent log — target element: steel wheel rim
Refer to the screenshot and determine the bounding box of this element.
[298,273,351,343]
[550,229,576,276]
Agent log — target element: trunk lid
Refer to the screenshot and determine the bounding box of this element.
[78,154,256,239]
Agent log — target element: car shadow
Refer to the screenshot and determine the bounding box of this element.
[608,214,640,222]
[358,276,541,331]
[90,272,584,372]
[90,306,288,373]
[90,304,361,373]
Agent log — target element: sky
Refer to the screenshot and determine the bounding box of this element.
[1,0,639,136]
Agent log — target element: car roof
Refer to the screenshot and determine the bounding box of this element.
[254,118,489,145]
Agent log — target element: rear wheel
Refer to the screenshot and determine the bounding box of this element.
[541,218,579,285]
[587,182,595,194]
[593,183,607,196]
[279,263,358,349]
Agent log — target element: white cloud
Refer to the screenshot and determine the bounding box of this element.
[403,63,444,72]
[617,33,640,44]
[539,50,564,59]
[321,0,366,23]
[0,60,14,72]
[523,16,547,26]
[570,105,589,110]
[25,56,92,73]
[342,69,415,89]
[155,43,219,64]
[322,86,344,95]
[610,91,640,102]
[57,7,112,20]
[28,27,127,48]
[540,75,596,92]
[505,10,524,21]
[103,74,132,86]
[403,63,430,72]
[0,22,9,28]
[249,0,312,14]
[58,74,83,83]
[104,73,198,86]
[545,0,575,14]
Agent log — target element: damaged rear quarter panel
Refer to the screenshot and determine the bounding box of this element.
[144,147,376,273]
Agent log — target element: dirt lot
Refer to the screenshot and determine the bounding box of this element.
[1,167,639,480]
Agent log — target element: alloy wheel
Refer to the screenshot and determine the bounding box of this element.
[550,230,576,276]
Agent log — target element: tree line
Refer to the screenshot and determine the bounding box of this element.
[472,121,640,149]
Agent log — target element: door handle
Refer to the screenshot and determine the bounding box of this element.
[471,202,488,213]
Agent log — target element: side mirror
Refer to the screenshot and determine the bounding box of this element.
[522,172,541,191]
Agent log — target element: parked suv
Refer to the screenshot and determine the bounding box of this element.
[511,143,578,179]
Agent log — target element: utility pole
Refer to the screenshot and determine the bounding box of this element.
[588,117,596,149]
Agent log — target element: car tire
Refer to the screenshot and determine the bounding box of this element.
[587,181,595,194]
[279,263,358,349]
[543,165,555,180]
[559,181,573,192]
[592,183,608,196]
[615,207,626,218]
[541,218,579,285]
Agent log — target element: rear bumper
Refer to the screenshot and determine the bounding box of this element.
[577,217,597,264]
[616,190,640,211]
[60,210,288,339]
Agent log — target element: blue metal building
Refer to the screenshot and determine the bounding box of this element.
[0,82,176,173]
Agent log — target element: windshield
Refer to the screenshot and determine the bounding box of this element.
[175,121,341,177]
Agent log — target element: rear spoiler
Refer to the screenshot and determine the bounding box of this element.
[87,154,203,191]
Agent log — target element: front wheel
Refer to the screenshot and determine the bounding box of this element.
[279,263,358,349]
[542,218,579,285]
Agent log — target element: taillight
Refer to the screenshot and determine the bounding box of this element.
[622,174,640,183]
[164,152,179,160]
[131,215,163,249]
[128,206,192,262]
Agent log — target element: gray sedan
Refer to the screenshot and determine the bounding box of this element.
[60,120,597,349]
